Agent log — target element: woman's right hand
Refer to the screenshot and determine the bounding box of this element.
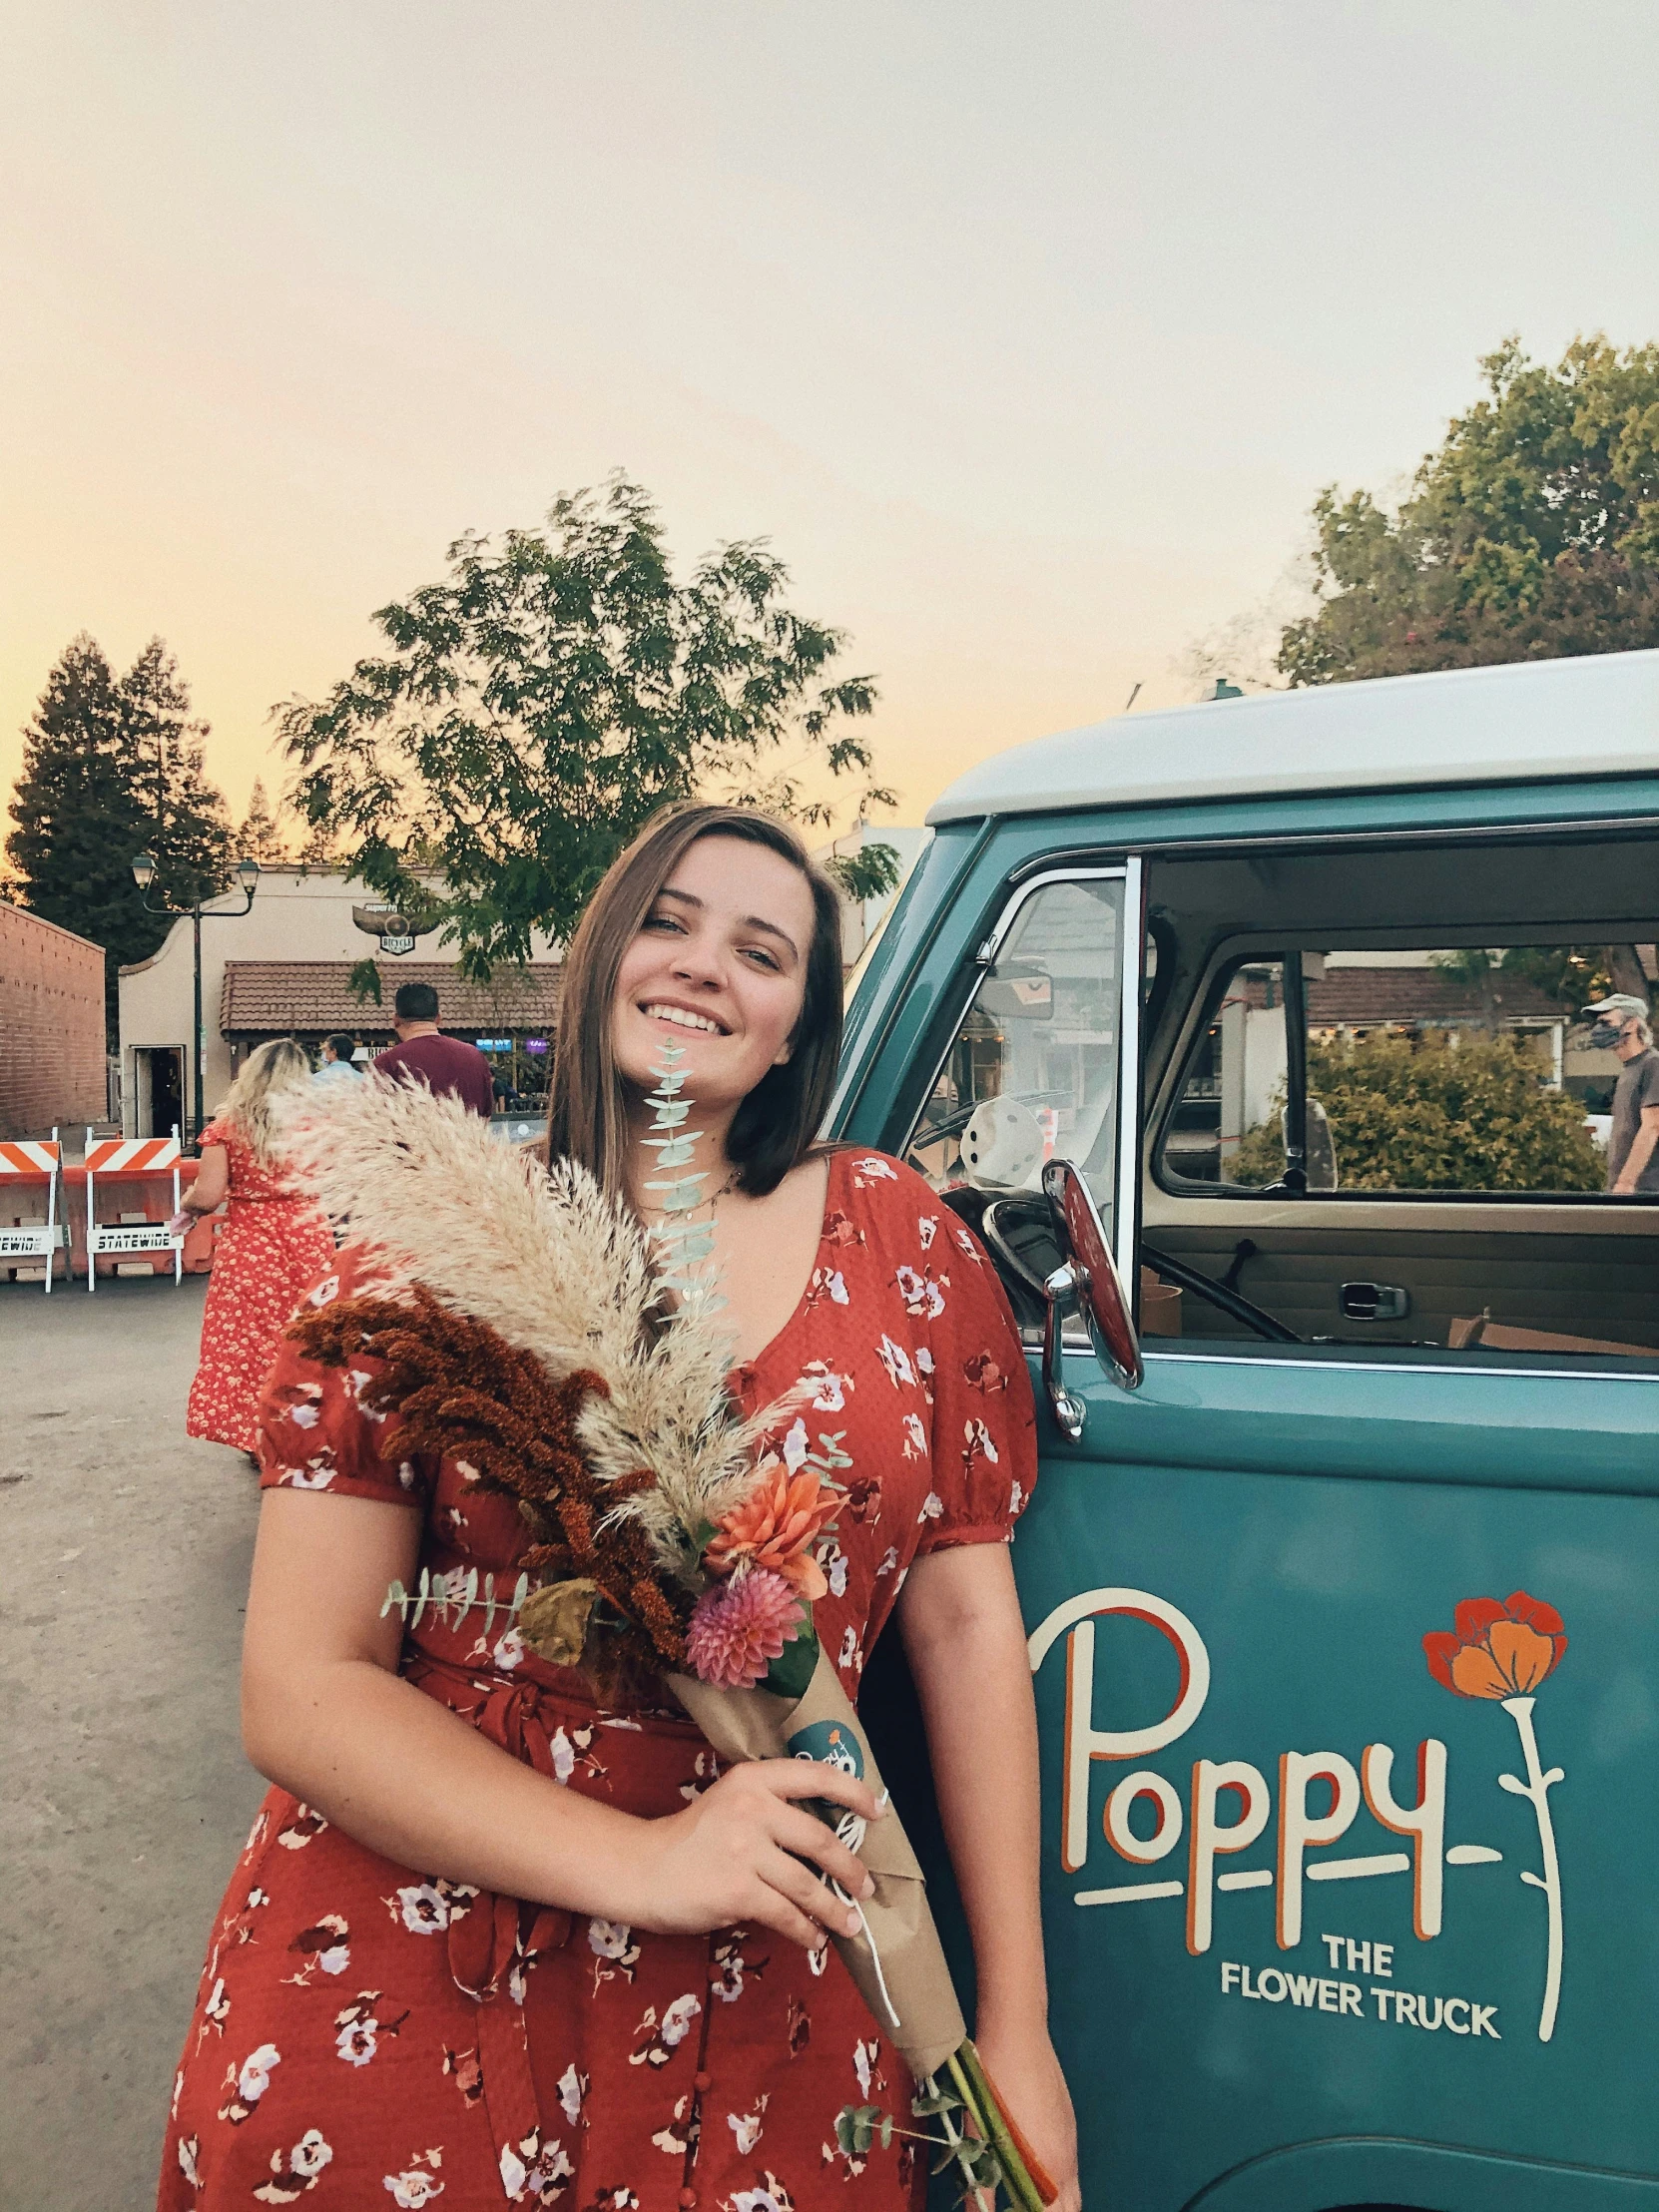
[625,1758,884,1949]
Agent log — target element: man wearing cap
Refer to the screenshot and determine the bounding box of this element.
[1585,994,1659,1196]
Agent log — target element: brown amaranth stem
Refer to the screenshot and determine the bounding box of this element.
[285,1288,692,1673]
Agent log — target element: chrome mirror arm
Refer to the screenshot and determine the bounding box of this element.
[1039,1157,1144,1423]
[1042,1262,1088,1439]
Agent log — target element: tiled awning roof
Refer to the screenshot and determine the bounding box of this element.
[1308,967,1566,1027]
[220,961,561,1038]
[1231,964,1570,1026]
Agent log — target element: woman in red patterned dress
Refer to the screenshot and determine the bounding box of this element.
[181,1039,336,1458]
[161,810,1079,2211]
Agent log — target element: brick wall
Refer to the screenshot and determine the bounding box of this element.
[0,901,108,1139]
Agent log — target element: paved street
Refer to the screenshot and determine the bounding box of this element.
[0,1277,265,2209]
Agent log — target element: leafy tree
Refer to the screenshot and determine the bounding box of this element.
[236,777,291,864]
[1278,335,1659,684]
[276,474,898,974]
[1430,944,1650,1018]
[6,634,233,1039]
[1234,1031,1605,1193]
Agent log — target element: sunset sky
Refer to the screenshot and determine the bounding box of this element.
[5,1,1658,833]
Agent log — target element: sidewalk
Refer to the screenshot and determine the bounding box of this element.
[0,1276,266,2208]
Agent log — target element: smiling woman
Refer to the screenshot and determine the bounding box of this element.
[159,805,1076,2212]
[549,805,848,1209]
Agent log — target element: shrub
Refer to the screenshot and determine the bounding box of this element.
[1232,1031,1605,1193]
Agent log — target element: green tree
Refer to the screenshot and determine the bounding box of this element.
[1233,1031,1605,1194]
[123,637,234,911]
[237,776,291,864]
[6,634,232,1039]
[1278,335,1659,685]
[1430,943,1650,1018]
[276,474,898,974]
[6,636,133,1036]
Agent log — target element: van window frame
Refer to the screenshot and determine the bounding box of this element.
[890,817,1655,1381]
[894,858,1145,1292]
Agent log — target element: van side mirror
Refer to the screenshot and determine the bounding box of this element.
[1040,1159,1143,1436]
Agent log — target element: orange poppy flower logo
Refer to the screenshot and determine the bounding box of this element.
[1423,1591,1567,1701]
[1423,1588,1568,2045]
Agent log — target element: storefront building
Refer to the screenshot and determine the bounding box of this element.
[117,869,561,1137]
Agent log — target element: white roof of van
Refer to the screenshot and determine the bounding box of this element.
[925,647,1659,825]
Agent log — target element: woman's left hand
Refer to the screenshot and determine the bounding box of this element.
[971,2020,1082,2212]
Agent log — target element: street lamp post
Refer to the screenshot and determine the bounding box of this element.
[132,851,261,1145]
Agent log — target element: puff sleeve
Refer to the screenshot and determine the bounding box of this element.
[914,1213,1039,1553]
[255,1255,431,1507]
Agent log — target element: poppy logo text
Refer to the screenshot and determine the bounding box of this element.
[1027,1584,1568,2042]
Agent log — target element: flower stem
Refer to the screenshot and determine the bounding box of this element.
[926,2068,995,2212]
[1501,1694,1564,2042]
[953,2041,1050,2212]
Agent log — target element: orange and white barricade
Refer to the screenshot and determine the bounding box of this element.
[84,1129,185,1290]
[0,1134,68,1293]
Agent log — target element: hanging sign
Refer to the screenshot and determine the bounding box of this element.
[351,903,426,957]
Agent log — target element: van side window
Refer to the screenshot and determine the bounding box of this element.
[905,874,1128,1235]
[1158,944,1643,1199]
[1147,934,1659,1364]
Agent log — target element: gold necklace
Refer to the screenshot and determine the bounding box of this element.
[640,1166,737,1231]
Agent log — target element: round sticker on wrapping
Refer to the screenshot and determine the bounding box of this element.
[788,1719,864,1780]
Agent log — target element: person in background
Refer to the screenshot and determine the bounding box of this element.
[1586,993,1659,1194]
[176,1039,335,1464]
[371,980,493,1117]
[312,1031,362,1084]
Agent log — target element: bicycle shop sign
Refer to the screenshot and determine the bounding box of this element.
[351,903,429,957]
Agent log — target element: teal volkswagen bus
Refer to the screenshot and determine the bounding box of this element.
[836,649,1659,2212]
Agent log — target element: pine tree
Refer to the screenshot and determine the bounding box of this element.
[7,636,145,1039]
[5,634,233,1041]
[296,815,343,871]
[237,777,290,864]
[122,638,233,911]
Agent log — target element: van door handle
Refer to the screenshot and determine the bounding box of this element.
[1341,1281,1410,1322]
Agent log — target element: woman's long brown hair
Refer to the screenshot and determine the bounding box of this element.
[546,806,845,1200]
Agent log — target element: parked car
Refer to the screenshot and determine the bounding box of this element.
[839,648,1659,2212]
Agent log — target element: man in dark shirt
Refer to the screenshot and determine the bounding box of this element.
[1586,993,1659,1195]
[372,983,494,1119]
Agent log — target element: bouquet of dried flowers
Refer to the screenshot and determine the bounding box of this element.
[281,1057,1052,2210]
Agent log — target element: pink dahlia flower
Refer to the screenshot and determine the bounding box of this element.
[685,1569,804,1690]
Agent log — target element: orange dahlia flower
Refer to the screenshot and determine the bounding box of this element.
[1423,1590,1567,1700]
[706,1465,839,1601]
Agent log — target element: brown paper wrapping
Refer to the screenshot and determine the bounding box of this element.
[668,1646,966,2080]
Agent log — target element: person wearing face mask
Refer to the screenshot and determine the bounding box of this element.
[1585,993,1659,1196]
[159,806,1079,2212]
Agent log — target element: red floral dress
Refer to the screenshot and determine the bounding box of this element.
[186,1120,337,1454]
[160,1151,1037,2211]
